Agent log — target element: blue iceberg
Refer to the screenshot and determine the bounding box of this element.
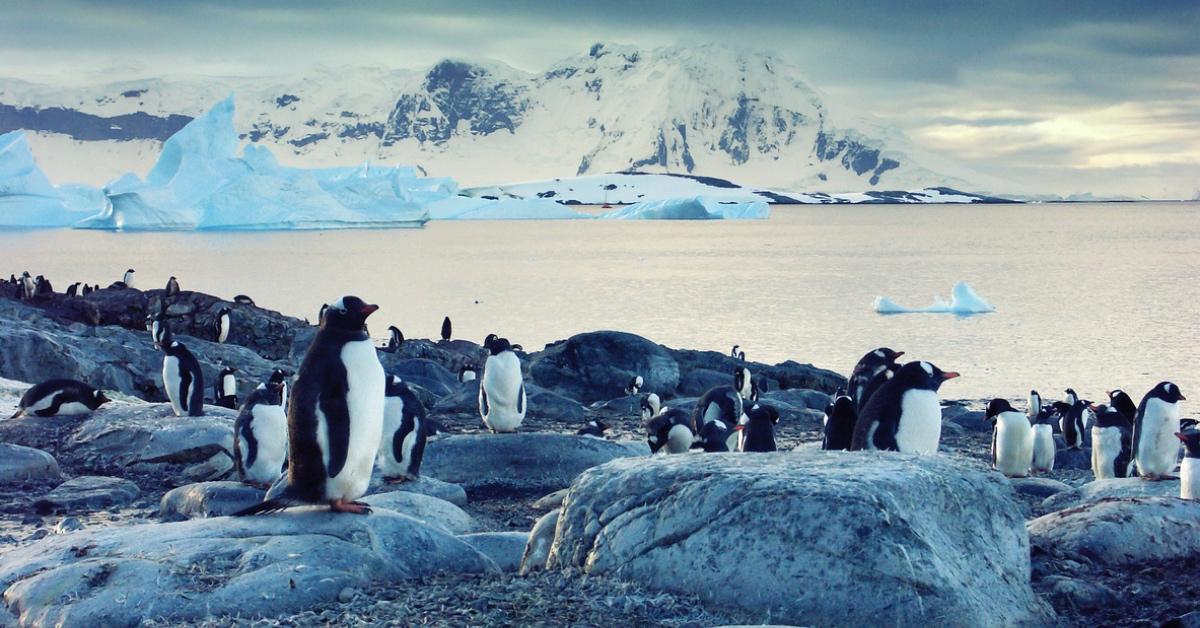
[427,196,587,220]
[0,132,107,227]
[597,197,770,220]
[874,281,996,316]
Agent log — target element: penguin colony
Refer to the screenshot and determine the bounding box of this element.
[4,269,1197,513]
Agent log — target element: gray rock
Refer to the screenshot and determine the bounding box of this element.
[677,369,730,397]
[52,517,83,534]
[1170,611,1200,628]
[433,380,586,422]
[1008,477,1073,499]
[361,491,477,534]
[159,481,266,521]
[1040,575,1116,610]
[383,359,458,398]
[1029,497,1200,567]
[368,475,468,506]
[532,488,569,510]
[547,451,1053,627]
[458,532,529,573]
[421,433,642,490]
[666,348,845,394]
[69,402,236,477]
[0,509,497,626]
[519,509,560,576]
[588,394,643,415]
[0,443,60,484]
[760,388,830,411]
[529,331,680,404]
[34,476,140,511]
[1041,477,1182,512]
[1054,446,1091,470]
[942,403,989,431]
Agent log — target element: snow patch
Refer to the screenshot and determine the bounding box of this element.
[874,281,996,316]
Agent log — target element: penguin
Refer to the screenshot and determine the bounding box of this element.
[234,294,255,306]
[65,282,79,297]
[458,363,478,384]
[149,302,170,349]
[383,326,404,352]
[1027,390,1043,423]
[857,366,897,413]
[214,366,238,409]
[851,361,958,454]
[236,296,385,515]
[479,335,526,433]
[34,275,53,297]
[161,336,205,417]
[318,304,329,325]
[645,407,694,454]
[1107,389,1138,422]
[692,385,744,436]
[377,374,429,482]
[1091,403,1134,479]
[986,399,1034,478]
[81,283,93,296]
[695,418,734,452]
[1060,397,1090,450]
[20,272,35,300]
[576,419,608,439]
[441,316,452,341]
[1132,381,1186,480]
[741,404,780,452]
[733,365,753,400]
[1176,429,1200,499]
[730,345,746,361]
[214,307,232,344]
[11,379,111,418]
[234,378,288,488]
[848,348,904,408]
[122,268,135,289]
[640,393,662,422]
[625,375,643,396]
[165,276,180,296]
[1030,395,1057,473]
[822,389,857,451]
[258,367,293,416]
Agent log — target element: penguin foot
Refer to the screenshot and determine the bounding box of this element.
[383,476,412,484]
[330,500,372,514]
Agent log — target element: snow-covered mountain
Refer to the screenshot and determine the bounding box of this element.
[0,43,1001,192]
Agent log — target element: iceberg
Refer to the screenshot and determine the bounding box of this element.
[597,197,770,220]
[427,195,587,220]
[874,281,996,316]
[0,131,107,227]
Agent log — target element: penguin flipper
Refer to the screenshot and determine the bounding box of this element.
[517,382,526,415]
[990,428,997,469]
[478,385,489,418]
[319,390,352,479]
[178,368,193,414]
[232,496,301,516]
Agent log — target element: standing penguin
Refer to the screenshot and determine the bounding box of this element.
[1132,381,1186,480]
[479,334,526,433]
[233,294,255,306]
[234,379,288,487]
[986,399,1034,478]
[625,375,643,396]
[733,365,753,400]
[214,307,232,344]
[1107,389,1138,422]
[122,268,136,289]
[12,379,111,418]
[730,345,745,361]
[1027,390,1043,423]
[640,393,662,422]
[1091,403,1134,479]
[1060,397,1090,450]
[165,276,180,296]
[822,390,858,451]
[458,363,478,384]
[1030,398,1057,473]
[441,316,452,341]
[20,272,35,300]
[161,336,205,417]
[645,407,694,454]
[81,284,93,296]
[383,326,404,352]
[741,404,780,452]
[1176,429,1200,499]
[149,302,170,349]
[236,296,385,515]
[848,348,904,408]
[65,282,79,297]
[214,367,238,409]
[692,385,744,436]
[851,361,958,454]
[377,375,429,482]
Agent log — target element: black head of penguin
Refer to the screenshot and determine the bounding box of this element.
[1091,403,1132,429]
[487,337,514,356]
[895,361,960,392]
[261,378,285,405]
[1145,381,1186,404]
[1176,429,1200,458]
[695,420,732,452]
[1106,389,1138,420]
[322,296,379,333]
[318,304,329,325]
[1065,388,1079,404]
[985,398,1018,423]
[742,404,780,452]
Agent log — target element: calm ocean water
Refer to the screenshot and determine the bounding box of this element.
[2,202,1197,402]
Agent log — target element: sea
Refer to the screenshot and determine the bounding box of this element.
[3,201,1197,403]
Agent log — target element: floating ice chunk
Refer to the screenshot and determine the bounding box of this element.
[0,132,107,227]
[598,196,769,220]
[874,281,996,316]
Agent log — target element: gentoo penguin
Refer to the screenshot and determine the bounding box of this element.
[65,282,79,297]
[1091,403,1134,479]
[384,326,404,352]
[645,407,694,454]
[161,336,205,417]
[214,366,238,409]
[150,303,170,350]
[848,348,904,408]
[237,296,385,515]
[458,363,478,384]
[1107,389,1138,422]
[822,390,857,451]
[1176,429,1200,499]
[986,399,1034,478]
[234,294,255,306]
[81,283,93,296]
[1132,381,1186,480]
[122,268,136,289]
[695,418,734,452]
[1030,395,1056,473]
[733,366,753,400]
[214,307,232,344]
[576,419,608,439]
[640,393,662,422]
[625,375,643,396]
[479,335,526,433]
[441,316,452,341]
[234,379,288,488]
[165,276,180,296]
[692,385,744,436]
[1060,396,1090,450]
[34,275,53,297]
[741,404,780,452]
[730,345,745,361]
[20,272,35,300]
[851,361,958,454]
[377,374,429,482]
[11,379,111,418]
[1027,390,1043,423]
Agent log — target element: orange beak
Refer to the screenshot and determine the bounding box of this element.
[360,304,379,316]
[942,372,960,380]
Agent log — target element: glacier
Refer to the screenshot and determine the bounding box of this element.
[874,281,996,316]
[0,131,106,227]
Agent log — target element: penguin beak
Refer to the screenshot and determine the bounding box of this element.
[733,425,744,431]
[359,304,379,316]
[1177,432,1190,442]
[1180,394,1188,401]
[893,351,905,358]
[941,372,960,380]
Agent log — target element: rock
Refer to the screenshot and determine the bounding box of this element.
[760,388,830,411]
[421,433,643,490]
[1028,497,1200,566]
[529,331,680,404]
[666,348,845,394]
[1054,446,1091,470]
[676,369,730,397]
[159,481,266,521]
[361,491,477,534]
[532,488,569,510]
[34,476,140,512]
[337,587,359,603]
[0,509,497,626]
[382,358,458,398]
[1008,477,1073,499]
[547,451,1052,626]
[0,443,61,484]
[431,380,585,422]
[588,394,643,415]
[1041,477,1182,512]
[53,517,83,534]
[942,403,989,431]
[458,532,529,573]
[1040,575,1117,610]
[1168,611,1200,628]
[68,402,236,477]
[519,509,560,576]
[368,475,468,506]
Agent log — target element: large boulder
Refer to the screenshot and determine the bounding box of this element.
[1041,477,1182,512]
[0,509,498,626]
[458,532,529,573]
[421,433,643,490]
[68,402,236,477]
[529,331,680,404]
[361,491,477,534]
[368,475,468,506]
[760,388,830,411]
[1028,497,1200,566]
[431,380,587,422]
[546,451,1053,627]
[0,443,61,484]
[33,476,140,512]
[381,358,459,398]
[159,481,266,521]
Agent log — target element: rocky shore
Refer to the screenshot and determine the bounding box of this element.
[0,287,1197,627]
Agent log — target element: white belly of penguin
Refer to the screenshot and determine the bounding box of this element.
[245,404,287,484]
[218,315,230,343]
[55,401,91,416]
[1091,426,1122,479]
[377,396,407,474]
[1181,458,1200,500]
[666,423,693,453]
[221,374,236,397]
[1136,399,1181,476]
[317,339,384,501]
[894,390,942,454]
[1032,425,1055,471]
[482,352,525,431]
[994,411,1034,477]
[162,356,184,416]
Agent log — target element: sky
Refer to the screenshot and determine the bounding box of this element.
[1,0,1198,199]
